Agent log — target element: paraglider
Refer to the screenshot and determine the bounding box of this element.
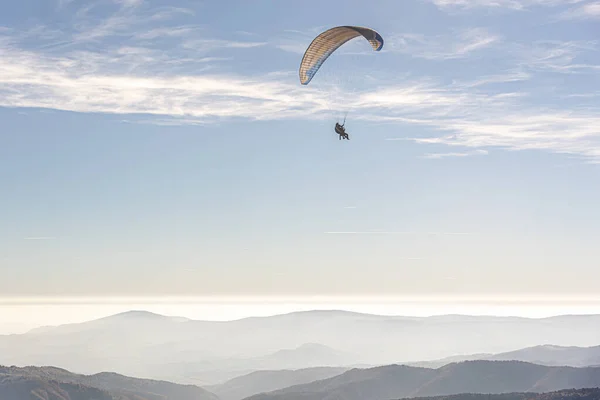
[298,26,383,141]
[298,26,384,85]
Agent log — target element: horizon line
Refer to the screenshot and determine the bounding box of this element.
[2,294,600,305]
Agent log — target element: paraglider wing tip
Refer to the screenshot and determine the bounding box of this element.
[375,34,384,51]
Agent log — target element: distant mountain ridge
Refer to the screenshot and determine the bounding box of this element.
[243,360,600,400]
[488,344,600,367]
[3,310,600,385]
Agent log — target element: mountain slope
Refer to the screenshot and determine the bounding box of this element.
[254,343,360,368]
[0,374,115,400]
[396,388,600,400]
[488,344,600,367]
[206,367,350,400]
[243,361,600,400]
[0,365,219,400]
[407,353,493,369]
[407,344,600,369]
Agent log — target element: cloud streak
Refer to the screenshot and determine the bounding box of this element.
[388,28,500,60]
[516,40,600,73]
[324,231,475,235]
[429,0,586,11]
[560,1,600,18]
[423,149,489,159]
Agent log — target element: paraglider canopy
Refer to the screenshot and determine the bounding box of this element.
[299,26,384,85]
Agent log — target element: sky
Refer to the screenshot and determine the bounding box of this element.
[1,0,600,308]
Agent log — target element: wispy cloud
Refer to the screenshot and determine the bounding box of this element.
[516,40,600,73]
[387,28,499,60]
[183,38,267,52]
[389,28,599,75]
[429,0,585,11]
[560,1,600,18]
[23,237,56,240]
[134,26,201,40]
[324,231,475,235]
[43,0,197,49]
[452,69,531,88]
[423,149,489,158]
[0,47,323,120]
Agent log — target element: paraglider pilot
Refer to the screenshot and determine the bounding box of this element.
[335,122,349,140]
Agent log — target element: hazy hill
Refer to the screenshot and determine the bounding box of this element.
[407,353,493,369]
[243,361,600,400]
[0,365,219,400]
[206,366,350,400]
[129,342,363,386]
[3,310,600,384]
[253,343,360,369]
[488,345,600,367]
[395,388,600,400]
[408,345,600,369]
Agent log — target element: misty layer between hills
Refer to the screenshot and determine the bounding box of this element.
[2,310,600,386]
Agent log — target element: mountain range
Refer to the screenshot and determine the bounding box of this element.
[245,361,600,400]
[4,361,600,400]
[396,389,600,400]
[3,310,600,385]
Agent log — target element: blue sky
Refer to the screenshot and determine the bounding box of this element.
[1,0,600,299]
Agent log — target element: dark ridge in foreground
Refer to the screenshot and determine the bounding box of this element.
[243,361,600,400]
[395,388,600,400]
[0,365,219,400]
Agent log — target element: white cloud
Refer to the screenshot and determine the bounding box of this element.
[389,29,599,75]
[516,40,600,73]
[134,26,201,40]
[275,42,308,55]
[0,39,327,121]
[324,231,475,235]
[560,1,600,18]
[423,149,489,158]
[387,28,500,60]
[453,69,531,88]
[183,38,267,52]
[66,1,194,45]
[357,77,600,161]
[429,0,585,10]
